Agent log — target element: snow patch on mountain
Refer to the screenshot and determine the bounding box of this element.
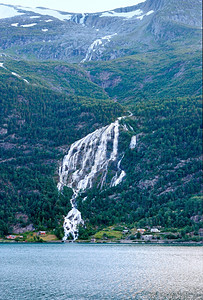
[100,9,142,19]
[100,8,154,20]
[0,0,147,14]
[0,4,72,21]
[0,65,29,83]
[11,71,29,83]
[11,72,21,78]
[0,4,24,19]
[21,23,37,27]
[0,63,6,69]
[17,6,72,21]
[11,22,18,26]
[137,10,154,20]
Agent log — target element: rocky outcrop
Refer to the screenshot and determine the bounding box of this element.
[12,223,35,234]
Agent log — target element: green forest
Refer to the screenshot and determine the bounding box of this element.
[78,96,202,237]
[0,37,202,240]
[0,69,123,236]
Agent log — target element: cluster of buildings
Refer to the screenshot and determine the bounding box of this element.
[6,231,46,240]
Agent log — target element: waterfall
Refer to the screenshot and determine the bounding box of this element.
[81,33,117,63]
[57,118,126,241]
[130,135,137,149]
[111,155,126,187]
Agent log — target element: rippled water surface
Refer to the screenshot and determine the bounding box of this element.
[0,243,202,299]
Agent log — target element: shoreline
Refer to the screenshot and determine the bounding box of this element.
[0,239,202,246]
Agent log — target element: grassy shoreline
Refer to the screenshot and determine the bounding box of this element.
[1,238,202,245]
[1,225,202,244]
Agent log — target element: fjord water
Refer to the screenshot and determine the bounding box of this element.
[0,244,202,300]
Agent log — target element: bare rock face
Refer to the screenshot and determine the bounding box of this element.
[11,213,35,233]
[12,223,35,234]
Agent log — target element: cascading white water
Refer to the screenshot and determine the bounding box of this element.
[58,120,120,192]
[63,207,83,241]
[57,118,126,241]
[111,155,126,187]
[81,33,117,62]
[130,135,137,149]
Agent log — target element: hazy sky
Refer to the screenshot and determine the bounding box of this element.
[0,0,146,13]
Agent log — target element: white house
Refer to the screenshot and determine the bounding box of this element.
[150,228,160,233]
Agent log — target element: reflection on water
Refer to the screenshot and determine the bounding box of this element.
[0,244,202,300]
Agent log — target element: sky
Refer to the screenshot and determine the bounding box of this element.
[0,0,146,13]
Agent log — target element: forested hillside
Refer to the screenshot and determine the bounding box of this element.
[85,48,202,105]
[0,69,123,236]
[78,96,202,233]
[0,0,202,240]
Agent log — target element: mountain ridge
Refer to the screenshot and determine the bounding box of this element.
[0,0,201,62]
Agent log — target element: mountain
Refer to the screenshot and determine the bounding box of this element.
[0,0,202,241]
[0,0,201,62]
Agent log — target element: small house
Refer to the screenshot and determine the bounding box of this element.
[137,228,146,234]
[150,228,160,233]
[38,231,46,235]
[143,235,153,241]
[6,235,16,240]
